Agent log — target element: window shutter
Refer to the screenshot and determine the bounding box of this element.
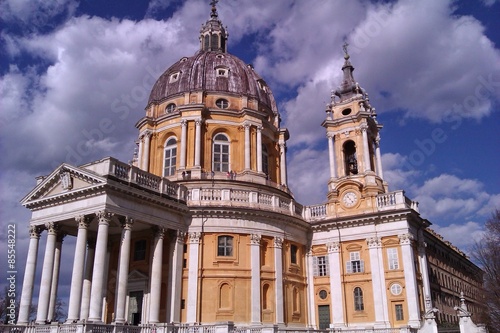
[313,256,318,276]
[346,261,352,273]
[360,260,365,273]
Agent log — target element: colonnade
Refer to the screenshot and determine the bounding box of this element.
[17,212,184,326]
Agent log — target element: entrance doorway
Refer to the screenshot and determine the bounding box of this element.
[128,291,144,325]
[318,305,330,329]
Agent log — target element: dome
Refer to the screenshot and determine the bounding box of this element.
[147,50,278,113]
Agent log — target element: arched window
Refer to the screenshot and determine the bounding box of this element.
[262,145,269,176]
[354,287,364,311]
[213,133,230,172]
[164,137,177,176]
[217,235,233,257]
[165,103,176,113]
[343,140,358,175]
[211,33,219,50]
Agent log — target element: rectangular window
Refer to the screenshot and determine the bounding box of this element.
[313,256,329,276]
[291,244,298,264]
[346,251,364,273]
[387,248,399,270]
[217,235,233,257]
[133,240,147,261]
[395,304,404,321]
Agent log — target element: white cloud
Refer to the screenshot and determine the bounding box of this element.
[431,221,485,251]
[0,0,78,31]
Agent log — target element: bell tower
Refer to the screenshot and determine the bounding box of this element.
[322,43,387,215]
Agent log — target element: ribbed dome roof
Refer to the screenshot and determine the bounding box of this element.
[147,50,277,112]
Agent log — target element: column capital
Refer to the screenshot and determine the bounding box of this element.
[250,234,261,245]
[96,210,113,225]
[76,215,91,229]
[243,122,251,130]
[174,230,186,244]
[188,232,201,244]
[360,123,369,132]
[144,130,153,138]
[326,132,336,139]
[256,125,263,132]
[399,233,414,245]
[29,225,42,239]
[181,119,188,126]
[153,226,166,239]
[45,222,60,235]
[273,237,284,249]
[367,236,381,249]
[327,241,340,253]
[195,118,204,126]
[121,217,134,230]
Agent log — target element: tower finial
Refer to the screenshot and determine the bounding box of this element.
[210,0,219,19]
[342,41,350,60]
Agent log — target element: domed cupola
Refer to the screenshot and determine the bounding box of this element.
[199,0,228,52]
[136,1,290,191]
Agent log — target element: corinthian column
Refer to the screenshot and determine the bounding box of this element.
[361,124,371,172]
[328,242,344,327]
[142,131,152,171]
[375,135,384,179]
[186,232,201,324]
[36,222,59,324]
[48,233,65,322]
[67,215,91,322]
[279,142,287,186]
[244,123,251,170]
[88,211,112,322]
[194,119,202,167]
[180,120,187,169]
[115,217,134,323]
[256,126,263,173]
[327,133,337,178]
[399,233,421,327]
[149,227,165,323]
[18,225,41,325]
[250,234,261,324]
[273,237,284,325]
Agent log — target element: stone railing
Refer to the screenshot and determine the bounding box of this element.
[187,187,302,217]
[83,157,188,203]
[376,190,419,212]
[0,324,419,333]
[304,191,420,221]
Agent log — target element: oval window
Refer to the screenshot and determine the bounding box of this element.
[216,98,229,109]
[165,103,176,113]
[342,108,352,116]
[390,283,402,296]
[319,290,328,300]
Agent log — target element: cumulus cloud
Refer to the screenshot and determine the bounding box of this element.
[1,14,199,174]
[431,221,485,251]
[0,0,78,32]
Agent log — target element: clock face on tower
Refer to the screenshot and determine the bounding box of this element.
[342,191,358,207]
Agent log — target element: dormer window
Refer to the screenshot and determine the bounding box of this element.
[216,98,229,109]
[165,103,176,113]
[169,72,180,83]
[215,67,229,77]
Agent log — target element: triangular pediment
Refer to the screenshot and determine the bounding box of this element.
[21,163,106,205]
[128,269,148,281]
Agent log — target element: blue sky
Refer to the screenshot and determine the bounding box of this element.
[1,0,499,308]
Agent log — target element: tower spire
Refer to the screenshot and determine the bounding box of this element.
[210,0,218,19]
[200,0,228,52]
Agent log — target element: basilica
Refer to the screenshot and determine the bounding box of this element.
[17,2,484,331]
